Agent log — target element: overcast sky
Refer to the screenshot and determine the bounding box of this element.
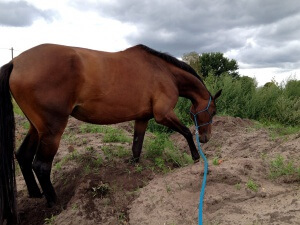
[0,0,300,85]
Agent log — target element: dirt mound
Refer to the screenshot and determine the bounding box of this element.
[130,116,300,224]
[129,158,299,225]
[14,116,300,225]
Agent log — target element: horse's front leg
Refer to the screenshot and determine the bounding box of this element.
[154,110,200,161]
[130,119,149,163]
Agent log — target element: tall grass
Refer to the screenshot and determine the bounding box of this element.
[144,133,193,169]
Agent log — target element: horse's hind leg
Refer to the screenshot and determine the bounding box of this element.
[32,118,68,207]
[15,124,42,198]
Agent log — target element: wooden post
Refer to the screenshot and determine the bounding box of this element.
[10,47,14,59]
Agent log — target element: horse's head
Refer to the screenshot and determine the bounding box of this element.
[190,90,222,143]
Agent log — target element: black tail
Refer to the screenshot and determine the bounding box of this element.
[0,62,17,225]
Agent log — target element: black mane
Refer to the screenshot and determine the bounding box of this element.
[136,44,204,84]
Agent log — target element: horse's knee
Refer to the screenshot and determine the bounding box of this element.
[32,159,52,177]
[154,113,168,125]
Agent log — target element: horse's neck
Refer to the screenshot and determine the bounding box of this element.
[175,70,209,104]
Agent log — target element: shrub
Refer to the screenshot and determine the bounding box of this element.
[204,74,300,126]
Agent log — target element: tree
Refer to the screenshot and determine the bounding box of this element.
[182,51,239,78]
[199,52,239,78]
[182,52,201,75]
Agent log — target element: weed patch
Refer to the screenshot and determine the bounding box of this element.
[91,182,110,198]
[102,145,131,160]
[80,124,111,133]
[103,129,131,143]
[144,133,193,171]
[246,179,259,192]
[269,155,300,179]
[212,157,220,166]
[62,132,77,145]
[235,183,241,190]
[44,215,56,225]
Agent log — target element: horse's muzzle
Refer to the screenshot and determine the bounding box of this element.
[199,134,211,143]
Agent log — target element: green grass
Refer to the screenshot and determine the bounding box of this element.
[164,148,193,167]
[144,134,166,159]
[54,147,104,174]
[80,124,111,133]
[85,146,94,151]
[135,165,143,173]
[154,157,167,171]
[80,124,131,143]
[246,179,259,192]
[91,182,110,198]
[212,157,220,166]
[144,133,193,171]
[13,100,24,116]
[53,150,80,171]
[102,145,131,160]
[102,129,131,143]
[253,121,300,140]
[62,133,77,145]
[54,161,63,171]
[44,215,56,225]
[235,183,241,190]
[269,155,300,179]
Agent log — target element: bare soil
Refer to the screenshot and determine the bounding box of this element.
[14,116,300,225]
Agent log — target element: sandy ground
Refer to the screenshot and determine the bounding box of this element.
[14,116,300,225]
[130,117,300,225]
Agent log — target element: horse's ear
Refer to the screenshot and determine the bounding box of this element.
[214,89,222,100]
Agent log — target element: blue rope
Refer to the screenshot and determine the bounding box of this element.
[190,96,212,225]
[195,129,208,225]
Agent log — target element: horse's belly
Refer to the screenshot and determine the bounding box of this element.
[70,100,152,125]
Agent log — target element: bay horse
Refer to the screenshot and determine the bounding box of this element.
[0,44,221,224]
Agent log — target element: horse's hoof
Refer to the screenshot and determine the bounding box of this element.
[45,192,57,208]
[192,154,200,162]
[125,157,139,164]
[194,159,200,164]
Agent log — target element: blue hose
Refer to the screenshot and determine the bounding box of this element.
[190,97,212,225]
[195,131,208,225]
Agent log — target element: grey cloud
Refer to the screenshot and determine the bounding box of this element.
[73,0,300,70]
[238,41,300,69]
[0,1,57,27]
